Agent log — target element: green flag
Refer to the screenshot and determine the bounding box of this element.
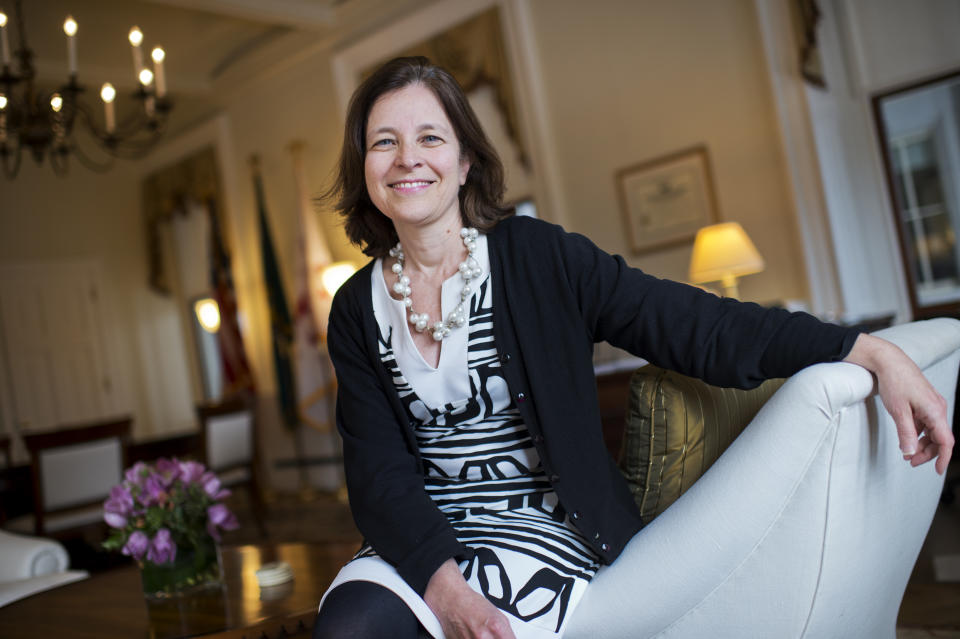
[253,166,298,430]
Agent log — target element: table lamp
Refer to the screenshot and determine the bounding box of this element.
[320,261,359,297]
[688,222,765,298]
[193,298,221,333]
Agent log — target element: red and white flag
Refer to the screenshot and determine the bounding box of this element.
[289,141,339,490]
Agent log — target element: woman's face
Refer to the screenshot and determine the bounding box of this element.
[364,83,471,234]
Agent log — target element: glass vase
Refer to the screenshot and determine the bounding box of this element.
[139,535,222,600]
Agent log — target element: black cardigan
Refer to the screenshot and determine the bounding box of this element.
[326,215,860,595]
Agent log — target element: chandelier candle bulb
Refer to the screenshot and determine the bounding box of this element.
[51,94,65,143]
[101,83,116,134]
[0,12,9,67]
[151,47,166,97]
[139,68,155,116]
[64,16,78,76]
[128,26,144,76]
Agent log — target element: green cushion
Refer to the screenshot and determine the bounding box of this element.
[619,366,785,522]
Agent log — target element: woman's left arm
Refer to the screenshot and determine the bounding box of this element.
[844,333,954,474]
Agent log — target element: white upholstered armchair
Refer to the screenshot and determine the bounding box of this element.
[0,529,87,607]
[565,318,959,638]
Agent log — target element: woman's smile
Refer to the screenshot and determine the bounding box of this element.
[389,179,436,193]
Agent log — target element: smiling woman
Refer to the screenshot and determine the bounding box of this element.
[362,86,474,361]
[312,56,952,639]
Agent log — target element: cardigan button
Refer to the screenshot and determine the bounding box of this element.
[532,434,544,444]
[500,353,511,363]
[571,511,581,521]
[601,543,610,552]
[549,474,560,483]
[516,392,526,402]
[593,532,600,541]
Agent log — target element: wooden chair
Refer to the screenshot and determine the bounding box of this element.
[18,417,131,538]
[0,436,10,469]
[196,396,266,536]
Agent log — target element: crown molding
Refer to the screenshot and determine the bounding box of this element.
[142,0,335,29]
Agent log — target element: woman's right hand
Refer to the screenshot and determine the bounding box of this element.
[424,559,516,639]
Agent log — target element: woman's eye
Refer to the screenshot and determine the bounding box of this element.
[371,138,395,149]
[422,135,442,145]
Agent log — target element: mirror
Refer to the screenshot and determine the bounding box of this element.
[873,69,960,318]
[169,197,224,403]
[189,295,224,401]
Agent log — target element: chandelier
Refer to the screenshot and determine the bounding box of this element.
[0,0,173,179]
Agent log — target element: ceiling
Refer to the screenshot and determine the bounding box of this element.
[11,0,427,136]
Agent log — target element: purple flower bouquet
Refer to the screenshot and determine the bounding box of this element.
[102,458,240,598]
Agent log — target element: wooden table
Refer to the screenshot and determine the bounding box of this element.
[0,541,358,638]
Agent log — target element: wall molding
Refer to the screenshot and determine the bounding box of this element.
[753,0,843,315]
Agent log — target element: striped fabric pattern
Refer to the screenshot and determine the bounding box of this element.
[357,276,600,634]
[619,365,785,522]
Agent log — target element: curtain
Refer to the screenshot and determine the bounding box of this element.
[363,7,529,167]
[142,146,221,295]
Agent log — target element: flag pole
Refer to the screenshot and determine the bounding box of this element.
[288,141,344,501]
[251,153,308,504]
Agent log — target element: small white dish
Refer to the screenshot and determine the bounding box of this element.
[255,560,294,587]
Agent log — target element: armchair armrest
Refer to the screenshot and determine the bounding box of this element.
[0,530,88,608]
[0,529,70,581]
[566,318,960,639]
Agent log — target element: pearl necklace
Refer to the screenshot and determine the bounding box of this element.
[389,227,482,342]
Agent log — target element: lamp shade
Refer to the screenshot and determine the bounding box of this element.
[688,222,765,285]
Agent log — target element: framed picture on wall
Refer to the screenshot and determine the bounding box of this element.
[615,145,720,254]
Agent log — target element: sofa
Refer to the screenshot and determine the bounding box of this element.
[564,318,959,639]
[0,529,88,607]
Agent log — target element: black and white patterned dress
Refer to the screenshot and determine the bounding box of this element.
[322,235,600,638]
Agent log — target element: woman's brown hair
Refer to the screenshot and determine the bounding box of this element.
[324,56,513,257]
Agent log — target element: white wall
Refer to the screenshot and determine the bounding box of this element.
[0,159,195,441]
[525,0,809,305]
[844,0,960,91]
